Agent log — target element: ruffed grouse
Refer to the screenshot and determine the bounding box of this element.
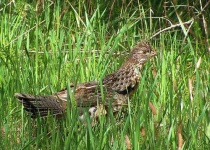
[15,41,156,120]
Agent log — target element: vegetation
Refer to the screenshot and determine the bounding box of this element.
[0,0,209,149]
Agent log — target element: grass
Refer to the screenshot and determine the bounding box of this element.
[0,1,209,149]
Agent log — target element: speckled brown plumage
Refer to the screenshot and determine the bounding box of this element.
[15,41,156,120]
[103,42,156,94]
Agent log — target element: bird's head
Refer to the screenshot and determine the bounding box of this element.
[130,41,156,64]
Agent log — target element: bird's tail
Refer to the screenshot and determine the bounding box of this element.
[15,93,65,118]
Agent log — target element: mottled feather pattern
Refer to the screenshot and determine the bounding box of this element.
[14,41,156,119]
[103,41,155,94]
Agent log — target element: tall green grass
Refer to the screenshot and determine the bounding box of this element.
[0,1,209,149]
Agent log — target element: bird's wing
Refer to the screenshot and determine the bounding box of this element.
[55,81,117,107]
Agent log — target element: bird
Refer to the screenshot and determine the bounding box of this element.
[15,41,156,120]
